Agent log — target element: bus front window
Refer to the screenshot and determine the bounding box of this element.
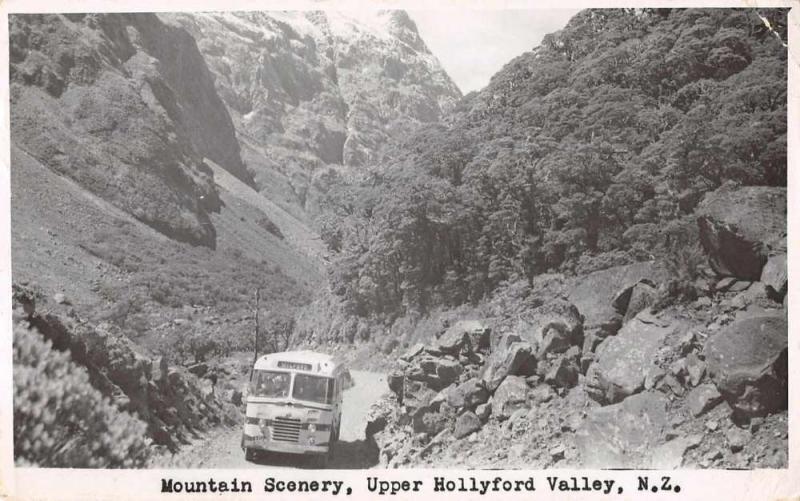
[251,370,291,398]
[293,374,331,404]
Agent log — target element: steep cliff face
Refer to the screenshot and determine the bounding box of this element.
[10,13,252,247]
[162,11,461,217]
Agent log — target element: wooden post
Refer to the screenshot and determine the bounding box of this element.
[250,287,261,381]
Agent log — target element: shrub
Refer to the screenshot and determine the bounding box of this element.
[13,322,151,467]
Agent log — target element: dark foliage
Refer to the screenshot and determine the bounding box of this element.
[318,8,786,322]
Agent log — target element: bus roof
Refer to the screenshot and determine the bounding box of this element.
[253,350,341,376]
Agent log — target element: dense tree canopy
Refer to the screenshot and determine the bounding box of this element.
[318,8,787,321]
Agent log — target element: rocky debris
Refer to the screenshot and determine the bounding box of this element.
[622,282,658,323]
[492,376,529,419]
[475,402,492,421]
[704,314,788,417]
[436,320,489,354]
[696,186,786,280]
[761,254,787,300]
[436,358,463,386]
[517,299,583,358]
[725,426,750,452]
[568,262,668,347]
[481,341,534,392]
[576,391,669,468]
[543,346,581,389]
[53,292,67,304]
[612,279,657,323]
[454,411,482,438]
[648,435,702,468]
[400,343,425,362]
[586,311,676,404]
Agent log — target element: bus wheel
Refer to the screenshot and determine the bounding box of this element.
[245,448,256,462]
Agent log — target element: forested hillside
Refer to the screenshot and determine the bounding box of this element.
[315,8,787,324]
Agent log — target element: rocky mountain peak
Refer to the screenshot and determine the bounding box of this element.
[161,10,461,216]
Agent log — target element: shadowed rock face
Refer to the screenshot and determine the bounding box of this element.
[696,185,786,280]
[9,13,252,247]
[162,11,461,216]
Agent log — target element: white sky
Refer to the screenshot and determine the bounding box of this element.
[409,9,579,94]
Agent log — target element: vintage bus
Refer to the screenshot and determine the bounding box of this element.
[241,351,345,466]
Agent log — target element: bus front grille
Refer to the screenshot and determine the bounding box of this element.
[271,417,302,442]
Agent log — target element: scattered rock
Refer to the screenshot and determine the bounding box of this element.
[576,391,670,468]
[475,402,492,421]
[519,299,583,358]
[568,262,667,343]
[686,384,723,417]
[545,348,580,389]
[586,311,676,404]
[705,314,788,417]
[492,376,529,419]
[453,411,482,439]
[648,436,700,468]
[530,384,555,404]
[761,254,787,301]
[482,341,534,392]
[549,444,566,461]
[53,293,67,304]
[436,358,463,386]
[726,426,750,452]
[623,281,658,323]
[400,343,425,362]
[685,353,706,387]
[437,320,488,354]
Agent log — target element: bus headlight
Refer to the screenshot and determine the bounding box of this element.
[308,436,316,445]
[308,423,317,433]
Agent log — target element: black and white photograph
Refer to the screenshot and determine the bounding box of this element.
[3,0,793,483]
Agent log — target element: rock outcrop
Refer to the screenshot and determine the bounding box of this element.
[162,11,461,217]
[10,13,252,247]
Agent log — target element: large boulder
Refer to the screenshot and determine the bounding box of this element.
[516,299,583,358]
[576,391,670,468]
[568,262,668,345]
[436,320,490,354]
[482,341,535,392]
[586,311,677,404]
[492,375,529,419]
[761,254,787,301]
[704,315,788,417]
[696,186,786,280]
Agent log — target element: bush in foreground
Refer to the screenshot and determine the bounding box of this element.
[13,321,151,467]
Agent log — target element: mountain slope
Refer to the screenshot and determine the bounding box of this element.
[162,11,461,217]
[10,13,254,247]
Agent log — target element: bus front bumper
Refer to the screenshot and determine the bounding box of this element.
[242,433,330,455]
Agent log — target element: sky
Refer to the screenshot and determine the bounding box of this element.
[409,9,579,94]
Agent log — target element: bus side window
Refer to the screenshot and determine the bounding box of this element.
[327,378,335,404]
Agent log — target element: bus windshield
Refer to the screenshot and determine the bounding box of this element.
[292,374,332,404]
[251,370,291,398]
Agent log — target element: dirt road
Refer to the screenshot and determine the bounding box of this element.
[164,370,386,468]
